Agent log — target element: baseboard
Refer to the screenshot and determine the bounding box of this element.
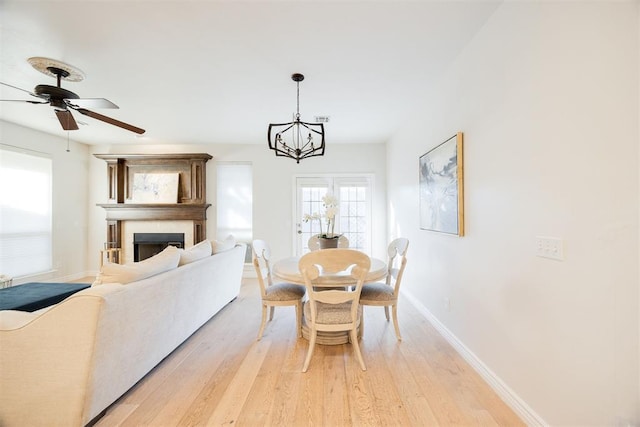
[401,289,547,427]
[243,264,257,279]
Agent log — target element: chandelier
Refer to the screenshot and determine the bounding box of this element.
[267,73,325,163]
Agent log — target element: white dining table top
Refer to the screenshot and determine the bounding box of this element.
[272,255,387,286]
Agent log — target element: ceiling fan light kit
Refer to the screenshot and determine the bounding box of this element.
[267,73,325,164]
[0,57,145,135]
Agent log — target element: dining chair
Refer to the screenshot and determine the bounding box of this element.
[252,239,305,340]
[307,235,350,251]
[359,238,409,341]
[298,248,371,372]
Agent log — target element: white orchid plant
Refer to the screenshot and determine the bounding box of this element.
[303,194,340,238]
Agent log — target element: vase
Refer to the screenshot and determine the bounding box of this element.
[318,236,339,249]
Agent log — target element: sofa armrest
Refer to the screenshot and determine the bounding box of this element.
[0,294,106,426]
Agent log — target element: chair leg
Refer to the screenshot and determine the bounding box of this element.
[257,304,268,340]
[269,306,275,321]
[295,300,302,338]
[384,306,390,321]
[302,329,317,372]
[391,304,402,341]
[350,328,366,371]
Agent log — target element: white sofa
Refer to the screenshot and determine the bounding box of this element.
[0,243,246,427]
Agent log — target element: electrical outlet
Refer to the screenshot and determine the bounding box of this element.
[444,297,451,312]
[536,236,564,261]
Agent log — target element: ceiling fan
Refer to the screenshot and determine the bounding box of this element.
[0,57,145,134]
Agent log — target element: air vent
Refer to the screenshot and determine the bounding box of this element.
[314,116,330,123]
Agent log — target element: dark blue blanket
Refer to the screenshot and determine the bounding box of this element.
[0,282,91,312]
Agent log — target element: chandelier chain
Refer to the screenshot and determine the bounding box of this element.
[296,80,300,118]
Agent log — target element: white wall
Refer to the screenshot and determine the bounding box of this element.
[1,121,91,283]
[88,142,387,270]
[387,2,639,425]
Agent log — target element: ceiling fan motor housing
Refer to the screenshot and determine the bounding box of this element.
[34,84,79,110]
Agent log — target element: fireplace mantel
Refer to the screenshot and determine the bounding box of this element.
[95,153,213,252]
[97,203,211,221]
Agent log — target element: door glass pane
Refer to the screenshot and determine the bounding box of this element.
[295,176,372,256]
[296,180,329,254]
[337,183,369,253]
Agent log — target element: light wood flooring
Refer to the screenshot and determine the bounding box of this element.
[93,278,524,426]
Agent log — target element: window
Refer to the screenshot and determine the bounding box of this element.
[296,176,372,255]
[0,147,52,278]
[216,162,253,262]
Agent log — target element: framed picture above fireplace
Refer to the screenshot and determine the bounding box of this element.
[129,173,180,204]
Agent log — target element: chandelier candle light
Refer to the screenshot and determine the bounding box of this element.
[267,73,325,163]
[304,194,340,247]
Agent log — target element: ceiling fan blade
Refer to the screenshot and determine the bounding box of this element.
[74,107,145,134]
[55,110,79,131]
[65,98,119,109]
[0,99,48,104]
[0,81,43,99]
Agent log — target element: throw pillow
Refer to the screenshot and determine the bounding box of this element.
[93,245,180,285]
[212,235,236,254]
[178,239,212,266]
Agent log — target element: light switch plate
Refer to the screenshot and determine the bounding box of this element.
[536,236,564,261]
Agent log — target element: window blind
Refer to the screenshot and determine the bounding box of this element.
[216,162,252,262]
[0,148,53,278]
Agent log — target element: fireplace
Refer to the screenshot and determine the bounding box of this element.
[95,153,213,264]
[134,233,184,262]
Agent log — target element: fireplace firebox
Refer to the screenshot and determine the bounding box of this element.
[134,233,184,262]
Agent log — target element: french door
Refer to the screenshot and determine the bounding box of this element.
[294,176,372,255]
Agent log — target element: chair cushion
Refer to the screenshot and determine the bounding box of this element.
[360,282,395,301]
[304,300,361,325]
[264,282,305,301]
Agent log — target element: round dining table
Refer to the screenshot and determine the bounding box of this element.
[271,255,387,345]
[272,256,387,286]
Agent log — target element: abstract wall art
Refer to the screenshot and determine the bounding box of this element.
[419,132,464,236]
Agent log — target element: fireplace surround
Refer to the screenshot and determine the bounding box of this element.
[95,153,212,261]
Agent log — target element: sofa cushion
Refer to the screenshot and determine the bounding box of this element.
[94,245,180,285]
[212,235,236,254]
[178,239,212,266]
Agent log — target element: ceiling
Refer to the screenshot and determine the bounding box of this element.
[0,1,500,146]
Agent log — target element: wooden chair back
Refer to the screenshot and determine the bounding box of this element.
[252,239,273,297]
[386,238,409,296]
[299,248,370,331]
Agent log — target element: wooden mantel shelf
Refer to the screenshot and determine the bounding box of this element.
[97,203,211,221]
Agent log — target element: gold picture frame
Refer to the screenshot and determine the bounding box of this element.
[419,132,464,236]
